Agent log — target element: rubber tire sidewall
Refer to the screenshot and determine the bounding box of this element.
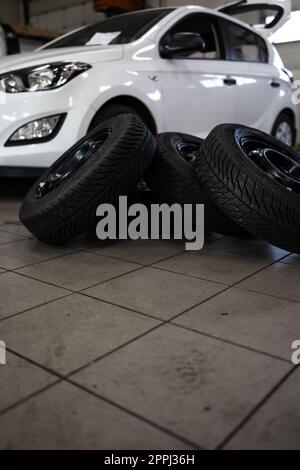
[20,114,156,243]
[147,132,252,238]
[196,124,300,252]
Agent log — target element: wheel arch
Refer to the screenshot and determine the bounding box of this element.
[278,108,296,125]
[88,95,157,135]
[272,108,297,145]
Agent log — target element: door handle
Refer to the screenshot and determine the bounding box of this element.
[270,81,280,88]
[223,78,237,86]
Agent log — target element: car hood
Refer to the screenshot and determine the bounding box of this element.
[0,45,123,73]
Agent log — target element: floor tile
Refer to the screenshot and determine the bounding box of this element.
[174,288,300,360]
[0,239,78,270]
[225,369,300,450]
[0,230,25,245]
[83,267,225,320]
[0,200,21,225]
[17,252,140,291]
[0,351,56,413]
[0,222,32,238]
[238,263,300,303]
[0,294,160,374]
[89,239,185,265]
[73,324,289,449]
[0,382,192,450]
[280,253,300,266]
[205,232,225,243]
[207,237,289,261]
[0,272,68,320]
[154,251,270,286]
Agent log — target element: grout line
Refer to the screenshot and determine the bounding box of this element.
[234,284,300,305]
[165,253,294,326]
[65,323,164,378]
[151,250,292,289]
[79,291,164,322]
[0,347,201,449]
[85,245,188,269]
[1,247,296,372]
[71,282,292,376]
[5,269,75,292]
[76,266,146,293]
[0,235,31,247]
[3,248,294,377]
[65,377,202,449]
[9,247,189,304]
[215,365,300,450]
[0,227,32,238]
[151,265,230,287]
[84,249,146,267]
[2,247,87,272]
[0,379,62,418]
[169,322,291,364]
[13,264,144,295]
[0,292,73,324]
[1,235,298,446]
[4,347,66,380]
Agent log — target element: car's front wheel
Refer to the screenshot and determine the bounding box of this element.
[272,112,295,147]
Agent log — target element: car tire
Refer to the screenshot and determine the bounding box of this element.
[195,123,300,253]
[89,103,156,135]
[272,112,295,147]
[20,114,156,245]
[147,132,251,237]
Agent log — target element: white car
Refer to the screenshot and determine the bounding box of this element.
[0,0,297,176]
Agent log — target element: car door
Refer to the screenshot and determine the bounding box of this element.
[218,17,282,132]
[156,13,240,138]
[218,0,291,38]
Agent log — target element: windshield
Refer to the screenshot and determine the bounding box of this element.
[44,9,173,49]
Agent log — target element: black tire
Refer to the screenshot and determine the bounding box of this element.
[20,114,156,245]
[272,112,295,147]
[195,123,300,253]
[89,103,156,135]
[147,132,251,237]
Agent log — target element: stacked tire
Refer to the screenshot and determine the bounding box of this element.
[20,114,300,254]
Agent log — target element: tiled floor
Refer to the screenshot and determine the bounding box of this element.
[0,179,299,450]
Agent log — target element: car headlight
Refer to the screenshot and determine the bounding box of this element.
[0,62,91,93]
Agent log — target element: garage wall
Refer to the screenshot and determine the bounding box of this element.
[27,0,230,31]
[148,0,229,7]
[27,0,101,32]
[0,0,22,23]
[149,0,300,9]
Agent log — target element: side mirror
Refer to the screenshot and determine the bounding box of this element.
[161,32,206,58]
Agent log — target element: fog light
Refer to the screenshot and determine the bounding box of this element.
[6,114,66,146]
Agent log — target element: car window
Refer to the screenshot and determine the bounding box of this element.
[223,21,268,63]
[223,5,283,30]
[161,14,221,60]
[44,9,174,49]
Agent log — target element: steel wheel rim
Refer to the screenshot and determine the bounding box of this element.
[35,129,111,199]
[275,121,293,146]
[239,136,300,195]
[176,141,199,164]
